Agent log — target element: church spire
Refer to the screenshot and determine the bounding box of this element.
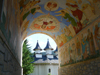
[33,40,42,51]
[44,39,53,50]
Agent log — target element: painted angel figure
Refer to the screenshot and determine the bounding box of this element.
[55,9,77,26]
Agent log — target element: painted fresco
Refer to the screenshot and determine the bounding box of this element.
[59,19,100,66]
[30,14,60,32]
[55,24,76,48]
[19,0,41,25]
[19,0,100,47]
[0,0,100,67]
[93,22,100,54]
[44,0,59,11]
[76,35,82,61]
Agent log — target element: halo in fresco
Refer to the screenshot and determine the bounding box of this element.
[30,14,60,32]
[44,0,59,11]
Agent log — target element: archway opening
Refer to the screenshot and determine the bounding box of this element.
[22,33,59,75]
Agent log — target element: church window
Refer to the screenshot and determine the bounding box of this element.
[49,68,51,73]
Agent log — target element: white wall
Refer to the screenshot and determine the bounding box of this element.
[30,64,58,75]
[46,50,52,54]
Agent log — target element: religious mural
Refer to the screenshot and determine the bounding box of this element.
[0,0,100,65]
[19,0,100,47]
[93,22,100,54]
[59,19,100,66]
[44,0,59,11]
[30,14,60,32]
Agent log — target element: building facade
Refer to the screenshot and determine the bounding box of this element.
[30,40,58,75]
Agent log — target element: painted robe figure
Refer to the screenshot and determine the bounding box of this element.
[65,46,70,64]
[81,3,95,22]
[81,34,89,59]
[72,43,77,62]
[66,3,84,33]
[76,38,82,61]
[94,23,100,54]
[55,10,77,28]
[87,29,96,56]
[88,0,100,15]
[68,44,73,63]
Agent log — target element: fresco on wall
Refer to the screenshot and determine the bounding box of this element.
[76,36,82,61]
[59,19,100,66]
[69,40,77,63]
[93,22,100,54]
[81,29,95,59]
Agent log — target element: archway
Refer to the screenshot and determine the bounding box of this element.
[0,0,100,75]
[23,33,59,75]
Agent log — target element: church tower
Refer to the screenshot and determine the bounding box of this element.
[44,39,54,58]
[33,40,42,58]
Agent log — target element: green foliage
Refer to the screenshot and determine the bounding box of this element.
[22,39,34,75]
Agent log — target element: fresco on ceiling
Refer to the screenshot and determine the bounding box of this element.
[0,0,21,60]
[59,19,100,67]
[19,0,41,25]
[30,14,60,32]
[20,0,100,44]
[55,24,76,47]
[20,0,100,30]
[44,0,59,11]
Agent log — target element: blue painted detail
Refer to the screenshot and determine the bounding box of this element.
[33,40,42,51]
[27,5,71,27]
[44,39,53,50]
[32,53,58,63]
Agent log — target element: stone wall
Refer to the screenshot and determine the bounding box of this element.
[0,0,22,64]
[58,57,100,75]
[0,30,22,75]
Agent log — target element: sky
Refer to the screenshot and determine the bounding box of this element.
[26,33,57,53]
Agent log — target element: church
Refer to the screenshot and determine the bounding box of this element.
[29,40,58,75]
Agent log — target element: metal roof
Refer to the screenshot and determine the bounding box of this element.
[32,50,58,64]
[33,40,42,51]
[44,39,53,50]
[32,54,58,64]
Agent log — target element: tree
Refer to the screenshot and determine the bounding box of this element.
[22,39,34,75]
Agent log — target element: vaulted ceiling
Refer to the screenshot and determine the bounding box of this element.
[19,0,100,48]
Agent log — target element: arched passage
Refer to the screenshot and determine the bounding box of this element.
[0,0,100,75]
[24,33,59,75]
